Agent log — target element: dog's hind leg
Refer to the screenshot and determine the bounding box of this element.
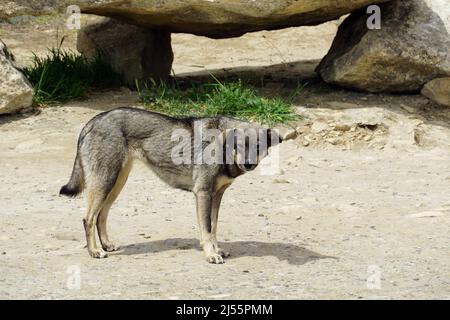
[77,125,128,259]
[96,159,133,252]
[83,185,109,258]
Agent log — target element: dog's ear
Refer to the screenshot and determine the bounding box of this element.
[267,129,282,148]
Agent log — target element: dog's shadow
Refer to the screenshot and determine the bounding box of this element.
[117,238,334,265]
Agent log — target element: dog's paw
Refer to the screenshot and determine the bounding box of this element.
[217,249,230,258]
[102,242,120,252]
[89,249,108,259]
[206,254,224,264]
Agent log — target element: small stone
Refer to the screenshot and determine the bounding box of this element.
[400,104,416,113]
[273,178,290,184]
[334,124,351,132]
[326,138,339,145]
[283,129,298,141]
[311,122,329,133]
[421,78,450,107]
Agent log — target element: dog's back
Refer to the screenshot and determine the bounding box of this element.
[61,107,195,196]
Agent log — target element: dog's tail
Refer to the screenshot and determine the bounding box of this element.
[60,153,84,197]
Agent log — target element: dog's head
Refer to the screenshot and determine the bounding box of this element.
[224,127,282,172]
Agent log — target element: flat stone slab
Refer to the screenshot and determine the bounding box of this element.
[1,0,390,38]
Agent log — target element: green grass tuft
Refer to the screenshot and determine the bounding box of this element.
[138,78,301,125]
[22,43,122,106]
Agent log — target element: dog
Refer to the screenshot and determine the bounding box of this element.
[60,107,282,263]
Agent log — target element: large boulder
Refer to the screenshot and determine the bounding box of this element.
[77,18,173,86]
[317,0,450,93]
[0,40,33,115]
[421,78,450,107]
[1,0,390,39]
[425,0,450,33]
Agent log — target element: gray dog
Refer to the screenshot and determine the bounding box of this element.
[60,107,281,263]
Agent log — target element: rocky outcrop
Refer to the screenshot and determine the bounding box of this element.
[1,0,390,39]
[0,40,33,115]
[317,0,450,93]
[0,0,58,18]
[425,0,450,33]
[77,18,173,86]
[421,78,450,107]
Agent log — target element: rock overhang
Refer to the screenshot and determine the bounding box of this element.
[1,0,392,38]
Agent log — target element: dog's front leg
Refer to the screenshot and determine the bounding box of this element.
[195,190,224,264]
[211,190,230,258]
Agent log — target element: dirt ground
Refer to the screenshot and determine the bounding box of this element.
[0,16,449,300]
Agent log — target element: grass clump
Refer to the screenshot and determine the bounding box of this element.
[138,78,301,125]
[22,42,122,105]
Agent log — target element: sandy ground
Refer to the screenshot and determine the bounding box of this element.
[0,16,449,300]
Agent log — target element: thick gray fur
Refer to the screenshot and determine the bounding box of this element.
[60,107,281,263]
